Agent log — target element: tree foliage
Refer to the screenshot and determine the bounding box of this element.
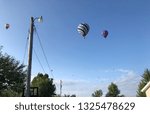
[31,73,56,97]
[0,47,26,96]
[137,69,150,97]
[92,89,103,97]
[106,82,124,97]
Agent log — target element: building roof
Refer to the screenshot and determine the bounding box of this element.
[141,81,150,92]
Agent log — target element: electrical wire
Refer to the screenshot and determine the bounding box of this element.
[22,28,46,76]
[34,27,53,77]
[22,35,29,64]
[33,48,46,74]
[50,69,54,79]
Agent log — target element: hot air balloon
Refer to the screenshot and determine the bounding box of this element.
[102,30,108,38]
[5,23,10,29]
[77,23,90,38]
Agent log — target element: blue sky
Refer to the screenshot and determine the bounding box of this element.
[1,0,150,96]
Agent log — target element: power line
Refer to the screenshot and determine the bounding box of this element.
[34,27,53,76]
[50,69,54,79]
[22,35,29,64]
[23,28,46,74]
[33,48,46,74]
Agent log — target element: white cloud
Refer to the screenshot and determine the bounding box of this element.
[54,79,91,96]
[115,68,132,73]
[113,69,141,96]
[53,68,141,97]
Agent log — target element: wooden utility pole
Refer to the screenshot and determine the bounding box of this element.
[25,17,34,97]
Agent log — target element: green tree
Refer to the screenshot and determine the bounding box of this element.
[31,73,56,97]
[92,89,103,97]
[106,82,124,97]
[137,69,150,97]
[0,47,26,96]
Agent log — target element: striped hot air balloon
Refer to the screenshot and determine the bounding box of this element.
[77,23,90,38]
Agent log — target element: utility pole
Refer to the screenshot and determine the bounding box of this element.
[60,80,62,97]
[25,17,34,97]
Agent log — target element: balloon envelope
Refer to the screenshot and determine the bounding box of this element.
[102,30,108,38]
[5,24,10,29]
[77,23,90,37]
